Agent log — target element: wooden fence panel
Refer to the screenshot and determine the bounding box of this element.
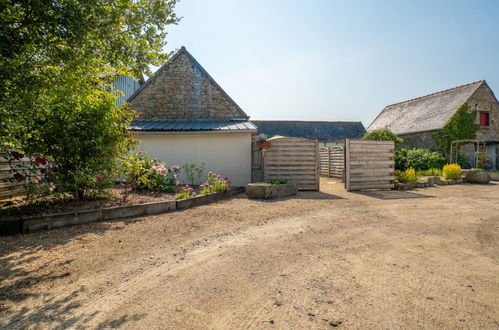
[319,147,344,179]
[0,150,46,200]
[263,137,319,190]
[345,139,395,191]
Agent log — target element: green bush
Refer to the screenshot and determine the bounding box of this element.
[395,148,446,171]
[363,129,403,144]
[182,162,206,185]
[121,152,180,193]
[416,168,442,177]
[475,151,492,169]
[443,164,462,180]
[266,179,288,184]
[199,172,230,194]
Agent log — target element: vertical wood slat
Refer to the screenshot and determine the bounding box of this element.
[319,147,344,179]
[345,139,394,191]
[263,137,319,191]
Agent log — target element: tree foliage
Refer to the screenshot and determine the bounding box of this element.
[432,103,478,154]
[363,129,404,144]
[0,0,179,198]
[1,0,179,146]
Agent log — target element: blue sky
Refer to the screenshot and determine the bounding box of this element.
[163,0,499,127]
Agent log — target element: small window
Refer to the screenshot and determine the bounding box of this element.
[479,112,490,127]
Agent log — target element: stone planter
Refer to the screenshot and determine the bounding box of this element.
[256,141,271,149]
[464,171,491,184]
[245,183,297,199]
[485,171,499,181]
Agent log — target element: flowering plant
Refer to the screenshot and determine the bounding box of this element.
[199,172,230,195]
[256,134,269,143]
[175,185,196,200]
[121,152,180,193]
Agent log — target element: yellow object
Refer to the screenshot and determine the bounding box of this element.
[443,163,461,180]
[405,167,417,182]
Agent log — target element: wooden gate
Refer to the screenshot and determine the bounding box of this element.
[263,137,319,190]
[345,139,395,191]
[319,146,344,179]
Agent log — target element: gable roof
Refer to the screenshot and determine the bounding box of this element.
[253,121,366,142]
[368,80,485,135]
[128,46,249,120]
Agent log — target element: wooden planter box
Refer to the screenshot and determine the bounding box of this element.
[245,183,297,199]
[256,141,271,149]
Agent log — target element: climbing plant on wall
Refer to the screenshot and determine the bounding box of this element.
[432,103,478,154]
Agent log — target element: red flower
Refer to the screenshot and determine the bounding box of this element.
[11,151,24,160]
[53,186,59,192]
[35,157,47,165]
[97,175,103,182]
[13,173,23,180]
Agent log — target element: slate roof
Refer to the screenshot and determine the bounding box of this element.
[130,119,257,132]
[252,121,366,142]
[368,81,485,135]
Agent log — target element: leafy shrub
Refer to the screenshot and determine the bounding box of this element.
[443,164,461,180]
[475,151,492,169]
[404,168,417,182]
[395,148,446,171]
[456,151,470,169]
[175,185,196,200]
[395,168,417,183]
[395,148,408,171]
[266,179,288,184]
[416,168,442,177]
[121,152,180,192]
[256,134,269,142]
[363,129,403,144]
[199,172,230,194]
[182,162,205,185]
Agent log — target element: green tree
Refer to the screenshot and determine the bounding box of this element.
[363,129,404,144]
[1,0,179,146]
[0,0,179,198]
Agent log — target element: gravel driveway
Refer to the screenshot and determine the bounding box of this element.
[1,178,498,329]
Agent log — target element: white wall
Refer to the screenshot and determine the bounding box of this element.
[134,132,252,186]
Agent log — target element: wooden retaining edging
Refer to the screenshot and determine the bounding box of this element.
[0,187,244,235]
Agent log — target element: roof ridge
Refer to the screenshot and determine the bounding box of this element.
[252,120,363,124]
[385,80,484,108]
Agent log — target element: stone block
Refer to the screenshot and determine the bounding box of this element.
[246,183,298,199]
[464,171,491,184]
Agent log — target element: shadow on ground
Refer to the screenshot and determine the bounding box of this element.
[0,216,144,328]
[352,190,433,200]
[244,191,344,203]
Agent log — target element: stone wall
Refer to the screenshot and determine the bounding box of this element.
[130,49,247,120]
[468,82,499,142]
[399,131,441,151]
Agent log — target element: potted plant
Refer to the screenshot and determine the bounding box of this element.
[255,134,271,149]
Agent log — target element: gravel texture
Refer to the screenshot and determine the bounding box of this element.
[0,178,498,329]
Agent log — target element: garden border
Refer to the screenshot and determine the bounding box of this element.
[0,187,245,235]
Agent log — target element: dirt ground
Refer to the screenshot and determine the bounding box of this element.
[0,178,498,329]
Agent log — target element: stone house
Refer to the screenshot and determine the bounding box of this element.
[126,46,257,186]
[368,80,499,169]
[253,120,366,147]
